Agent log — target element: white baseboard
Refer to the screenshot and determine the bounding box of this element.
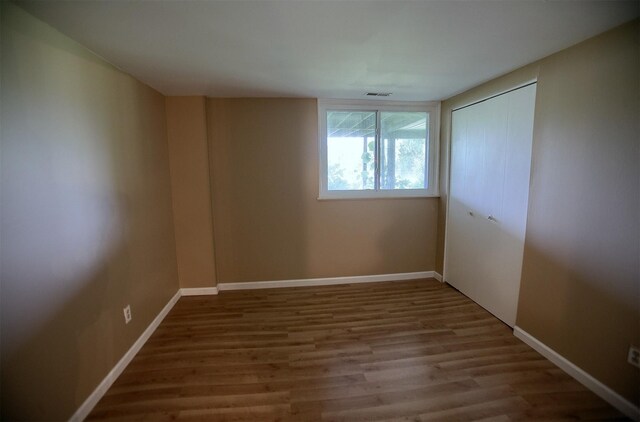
[70,289,181,422]
[217,271,438,291]
[180,286,219,296]
[433,272,443,282]
[513,326,639,421]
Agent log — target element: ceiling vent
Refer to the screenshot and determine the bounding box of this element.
[365,92,392,97]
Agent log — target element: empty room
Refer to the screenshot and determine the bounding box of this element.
[1,0,638,420]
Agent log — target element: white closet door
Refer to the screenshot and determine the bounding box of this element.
[445,84,536,327]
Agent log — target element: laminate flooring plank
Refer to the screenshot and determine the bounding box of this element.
[87,279,628,421]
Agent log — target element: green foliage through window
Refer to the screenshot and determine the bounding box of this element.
[327,110,428,191]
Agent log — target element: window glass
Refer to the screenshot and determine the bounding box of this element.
[327,111,376,190]
[380,112,428,190]
[319,101,439,199]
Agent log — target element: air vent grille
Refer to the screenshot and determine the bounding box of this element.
[365,92,392,97]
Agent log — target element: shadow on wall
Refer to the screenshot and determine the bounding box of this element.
[1,5,178,419]
[517,238,640,408]
[3,248,124,419]
[373,200,440,276]
[207,98,438,283]
[207,99,311,283]
[445,196,639,409]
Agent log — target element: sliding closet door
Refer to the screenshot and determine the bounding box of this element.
[445,84,536,327]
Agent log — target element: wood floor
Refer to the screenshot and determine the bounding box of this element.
[88,279,627,421]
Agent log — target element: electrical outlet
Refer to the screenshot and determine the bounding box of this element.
[628,346,640,369]
[123,305,132,324]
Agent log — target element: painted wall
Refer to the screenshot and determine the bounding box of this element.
[207,98,438,283]
[1,3,180,420]
[166,96,217,288]
[439,20,639,405]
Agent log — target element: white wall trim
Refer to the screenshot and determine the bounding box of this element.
[451,79,538,112]
[180,286,219,296]
[69,290,182,422]
[514,326,639,421]
[218,271,437,291]
[433,272,443,282]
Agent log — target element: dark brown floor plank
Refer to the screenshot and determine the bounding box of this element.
[87,279,627,421]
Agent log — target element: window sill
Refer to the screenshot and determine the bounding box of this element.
[318,192,440,201]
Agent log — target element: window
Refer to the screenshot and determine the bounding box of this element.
[319,100,439,199]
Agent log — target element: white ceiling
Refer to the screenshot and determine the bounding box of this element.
[17,0,639,101]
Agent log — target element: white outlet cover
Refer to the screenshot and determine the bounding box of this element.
[123,305,132,324]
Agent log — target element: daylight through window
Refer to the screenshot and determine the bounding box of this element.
[319,101,439,199]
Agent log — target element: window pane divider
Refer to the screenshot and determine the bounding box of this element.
[374,111,381,191]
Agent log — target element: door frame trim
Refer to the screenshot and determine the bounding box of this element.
[451,79,538,112]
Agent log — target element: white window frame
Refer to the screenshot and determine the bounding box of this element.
[318,99,440,200]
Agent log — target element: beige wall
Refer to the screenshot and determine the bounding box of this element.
[1,3,180,420]
[439,20,639,405]
[166,96,217,288]
[207,98,438,283]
